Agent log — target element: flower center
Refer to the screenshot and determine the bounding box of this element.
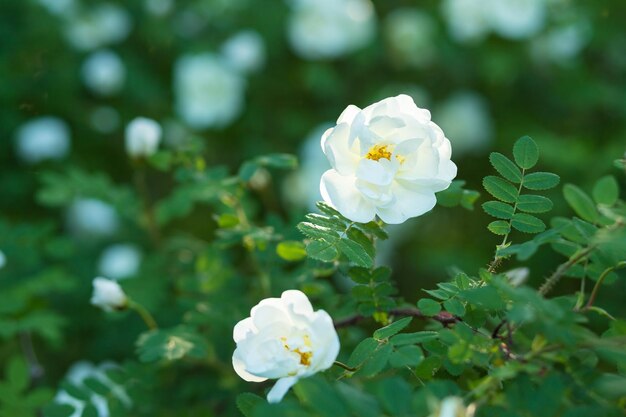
[280,335,313,367]
[366,144,392,161]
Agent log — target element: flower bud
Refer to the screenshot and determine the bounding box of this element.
[90,277,127,312]
[125,117,161,158]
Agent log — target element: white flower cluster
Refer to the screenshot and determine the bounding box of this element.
[286,0,376,60]
[49,361,131,417]
[14,117,71,164]
[233,290,339,403]
[442,0,546,43]
[63,3,132,52]
[319,94,457,224]
[173,30,265,130]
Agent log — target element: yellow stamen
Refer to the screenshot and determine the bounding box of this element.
[366,144,392,161]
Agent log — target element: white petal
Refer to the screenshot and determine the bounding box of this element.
[320,170,376,223]
[356,159,394,186]
[322,124,359,176]
[376,184,436,224]
[233,317,256,343]
[310,310,340,371]
[337,104,361,124]
[281,290,314,317]
[232,350,268,382]
[267,376,299,404]
[251,303,289,330]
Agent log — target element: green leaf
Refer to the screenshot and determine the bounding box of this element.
[523,172,560,190]
[513,136,539,169]
[488,220,511,235]
[374,317,413,340]
[297,222,339,241]
[358,343,392,377]
[346,228,375,259]
[237,393,264,417]
[511,213,546,233]
[459,286,505,310]
[42,404,75,417]
[305,240,339,262]
[417,299,441,316]
[482,201,515,219]
[483,176,518,203]
[592,175,619,206]
[389,345,424,368]
[516,195,553,213]
[336,383,381,417]
[489,152,523,183]
[390,331,439,346]
[80,405,98,417]
[347,338,379,368]
[443,298,466,317]
[563,184,600,223]
[135,327,209,363]
[256,153,298,170]
[276,241,307,261]
[293,377,349,417]
[6,357,28,392]
[147,151,173,171]
[336,238,373,268]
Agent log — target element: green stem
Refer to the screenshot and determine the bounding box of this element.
[333,361,357,372]
[584,262,626,310]
[129,300,158,330]
[539,245,596,296]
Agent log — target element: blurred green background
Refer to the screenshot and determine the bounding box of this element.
[1,0,625,415]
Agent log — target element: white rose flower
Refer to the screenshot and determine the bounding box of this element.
[125,117,162,158]
[221,30,266,74]
[98,244,142,280]
[81,49,126,96]
[287,0,376,60]
[430,396,469,417]
[64,3,132,51]
[232,290,340,403]
[174,53,246,129]
[15,117,71,164]
[320,94,457,224]
[90,277,127,312]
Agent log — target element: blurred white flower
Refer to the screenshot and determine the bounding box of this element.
[91,277,127,312]
[90,106,120,134]
[384,9,437,68]
[233,290,340,403]
[64,3,132,51]
[144,0,173,16]
[320,94,457,224]
[50,361,132,417]
[488,0,546,40]
[125,117,162,158]
[434,92,493,155]
[430,396,469,417]
[15,117,71,164]
[442,0,546,43]
[98,244,142,280]
[67,198,119,237]
[36,0,76,16]
[221,30,266,74]
[441,0,490,43]
[287,0,376,60]
[284,123,333,210]
[174,53,246,130]
[0,250,5,269]
[504,267,530,286]
[81,49,126,96]
[531,21,591,64]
